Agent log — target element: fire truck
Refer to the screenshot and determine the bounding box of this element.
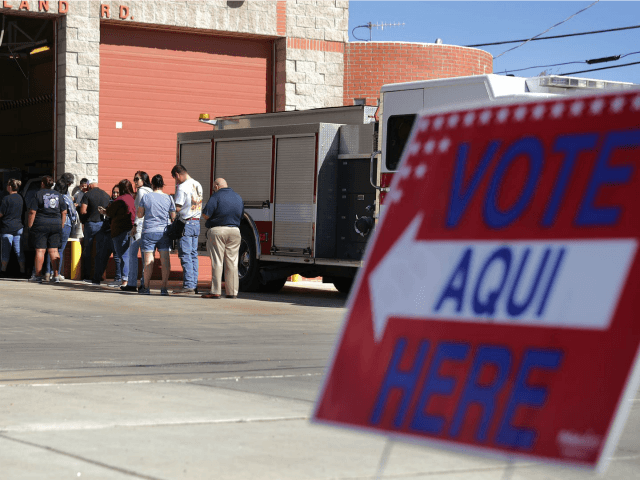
[176,74,636,293]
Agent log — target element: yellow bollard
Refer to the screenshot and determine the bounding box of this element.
[70,239,81,280]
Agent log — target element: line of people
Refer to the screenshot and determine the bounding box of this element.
[0,165,245,298]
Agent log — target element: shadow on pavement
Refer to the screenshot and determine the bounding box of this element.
[2,278,348,309]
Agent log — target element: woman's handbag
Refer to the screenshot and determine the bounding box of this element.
[166,218,185,241]
[70,216,84,239]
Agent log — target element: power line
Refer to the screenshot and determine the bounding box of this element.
[466,23,640,48]
[503,51,640,75]
[558,60,640,76]
[493,0,599,60]
[503,61,585,75]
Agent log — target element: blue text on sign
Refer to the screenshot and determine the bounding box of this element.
[369,337,563,449]
[434,245,565,318]
[445,131,639,229]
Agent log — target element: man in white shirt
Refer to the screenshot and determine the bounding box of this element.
[171,165,203,294]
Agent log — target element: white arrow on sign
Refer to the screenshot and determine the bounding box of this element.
[368,215,637,343]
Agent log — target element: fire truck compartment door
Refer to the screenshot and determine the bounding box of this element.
[273,135,316,254]
[179,140,212,251]
[214,138,273,207]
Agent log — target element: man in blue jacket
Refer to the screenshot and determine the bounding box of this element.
[201,178,243,299]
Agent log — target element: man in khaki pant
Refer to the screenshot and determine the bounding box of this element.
[201,178,244,299]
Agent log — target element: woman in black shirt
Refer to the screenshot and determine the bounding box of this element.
[26,176,67,283]
[0,179,26,275]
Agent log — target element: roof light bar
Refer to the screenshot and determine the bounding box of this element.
[537,75,634,90]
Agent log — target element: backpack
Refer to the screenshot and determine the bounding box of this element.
[64,194,78,225]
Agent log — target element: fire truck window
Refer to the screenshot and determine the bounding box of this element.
[386,114,416,171]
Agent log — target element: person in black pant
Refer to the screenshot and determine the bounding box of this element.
[79,178,110,282]
[92,185,119,285]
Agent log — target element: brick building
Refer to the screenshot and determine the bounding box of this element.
[344,41,493,106]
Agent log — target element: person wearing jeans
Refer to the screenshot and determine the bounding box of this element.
[48,224,72,278]
[0,179,26,276]
[178,220,200,290]
[1,228,25,274]
[111,231,129,283]
[45,175,77,281]
[105,180,135,287]
[81,220,103,281]
[137,174,176,295]
[92,220,114,284]
[79,178,110,281]
[171,164,203,294]
[122,171,153,292]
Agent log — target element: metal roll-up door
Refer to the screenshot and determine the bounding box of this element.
[214,138,272,207]
[179,141,211,250]
[273,136,316,254]
[99,24,272,191]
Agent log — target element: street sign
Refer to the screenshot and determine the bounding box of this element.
[313,91,640,471]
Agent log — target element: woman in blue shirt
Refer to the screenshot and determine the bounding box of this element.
[137,174,175,295]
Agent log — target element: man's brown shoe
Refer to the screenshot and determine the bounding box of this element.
[201,294,221,299]
[226,295,237,299]
[173,288,196,294]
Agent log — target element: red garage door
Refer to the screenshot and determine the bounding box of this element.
[99,25,272,191]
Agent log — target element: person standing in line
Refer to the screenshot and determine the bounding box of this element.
[0,179,25,277]
[0,180,10,269]
[121,171,153,292]
[137,174,175,295]
[44,176,77,282]
[92,184,119,285]
[201,178,244,299]
[170,165,203,295]
[79,178,110,282]
[104,180,135,287]
[60,172,76,187]
[26,176,67,283]
[73,178,88,208]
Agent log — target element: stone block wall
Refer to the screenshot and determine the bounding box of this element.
[56,1,101,181]
[276,0,348,110]
[96,0,279,35]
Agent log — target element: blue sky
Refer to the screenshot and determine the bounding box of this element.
[348,1,640,83]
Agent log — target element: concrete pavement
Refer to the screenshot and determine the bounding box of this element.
[0,278,638,479]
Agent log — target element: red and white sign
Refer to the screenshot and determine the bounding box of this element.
[313,91,640,471]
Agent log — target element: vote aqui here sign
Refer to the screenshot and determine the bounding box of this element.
[313,91,640,471]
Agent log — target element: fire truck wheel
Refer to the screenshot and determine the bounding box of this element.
[260,277,287,293]
[238,225,261,292]
[332,277,354,295]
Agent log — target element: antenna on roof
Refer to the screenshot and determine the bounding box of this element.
[352,22,405,42]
